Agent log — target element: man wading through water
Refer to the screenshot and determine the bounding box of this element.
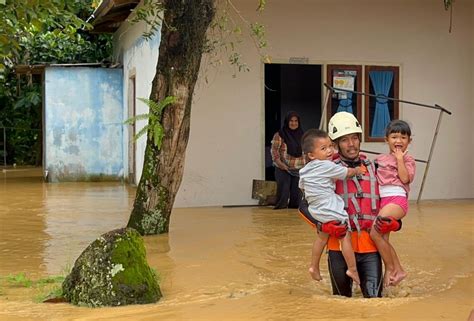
[299,112,402,297]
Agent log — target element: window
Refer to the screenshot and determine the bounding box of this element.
[364,65,399,142]
[326,65,362,125]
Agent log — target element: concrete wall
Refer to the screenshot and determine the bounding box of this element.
[44,67,123,181]
[114,17,161,184]
[471,1,474,198]
[119,0,474,206]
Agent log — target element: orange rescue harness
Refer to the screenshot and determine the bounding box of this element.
[330,154,380,252]
[299,154,381,253]
[334,155,380,232]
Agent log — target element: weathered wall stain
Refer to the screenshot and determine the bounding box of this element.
[45,67,124,182]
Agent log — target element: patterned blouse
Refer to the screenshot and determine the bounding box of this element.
[270,132,305,171]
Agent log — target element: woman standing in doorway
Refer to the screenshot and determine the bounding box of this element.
[271,111,305,209]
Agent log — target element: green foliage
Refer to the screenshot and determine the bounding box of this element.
[36,275,66,285]
[0,0,113,165]
[22,28,112,64]
[250,22,267,49]
[128,0,166,40]
[4,273,65,288]
[150,268,161,284]
[34,275,66,303]
[228,52,248,73]
[1,272,65,302]
[206,0,269,76]
[1,0,112,70]
[0,80,43,165]
[256,0,266,12]
[6,272,33,287]
[35,285,64,303]
[129,0,269,77]
[124,96,176,149]
[0,0,89,72]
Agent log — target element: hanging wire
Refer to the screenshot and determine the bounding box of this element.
[264,83,277,92]
[444,0,453,33]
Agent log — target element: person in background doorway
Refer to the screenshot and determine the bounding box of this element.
[270,111,305,209]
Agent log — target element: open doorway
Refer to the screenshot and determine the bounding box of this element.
[264,63,322,181]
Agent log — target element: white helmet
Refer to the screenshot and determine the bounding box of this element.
[328,112,362,140]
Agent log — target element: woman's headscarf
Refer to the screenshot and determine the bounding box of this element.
[279,111,304,157]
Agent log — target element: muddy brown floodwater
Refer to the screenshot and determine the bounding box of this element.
[0,169,473,320]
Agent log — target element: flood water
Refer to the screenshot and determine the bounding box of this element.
[0,169,473,320]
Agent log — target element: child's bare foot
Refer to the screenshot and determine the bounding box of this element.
[309,266,322,281]
[346,269,360,285]
[384,270,394,287]
[389,270,407,286]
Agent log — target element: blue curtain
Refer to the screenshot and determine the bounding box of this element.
[369,71,393,137]
[336,92,353,113]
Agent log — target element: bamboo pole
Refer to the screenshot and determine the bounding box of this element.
[417,110,444,203]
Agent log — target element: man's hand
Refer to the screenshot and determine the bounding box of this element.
[355,166,366,176]
[374,216,401,234]
[321,221,347,238]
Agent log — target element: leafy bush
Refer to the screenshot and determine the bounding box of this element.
[0,0,113,165]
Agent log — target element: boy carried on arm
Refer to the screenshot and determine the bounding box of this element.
[299,129,363,285]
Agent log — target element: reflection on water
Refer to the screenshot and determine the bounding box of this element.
[0,175,473,320]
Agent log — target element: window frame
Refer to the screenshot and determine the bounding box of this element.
[326,64,363,126]
[364,65,400,142]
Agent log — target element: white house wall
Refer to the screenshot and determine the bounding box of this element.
[471,1,474,196]
[114,18,161,184]
[118,0,474,206]
[179,0,474,206]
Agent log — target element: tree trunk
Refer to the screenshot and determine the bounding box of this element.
[127,0,215,235]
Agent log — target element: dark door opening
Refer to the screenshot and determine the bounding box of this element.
[264,63,322,181]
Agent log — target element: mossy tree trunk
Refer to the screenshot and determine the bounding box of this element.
[127,0,215,235]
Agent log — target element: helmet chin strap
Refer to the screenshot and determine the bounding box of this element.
[341,158,361,168]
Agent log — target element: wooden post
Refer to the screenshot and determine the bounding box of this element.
[319,86,331,130]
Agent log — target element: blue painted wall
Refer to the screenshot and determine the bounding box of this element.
[44,67,124,182]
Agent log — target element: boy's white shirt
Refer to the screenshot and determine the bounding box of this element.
[299,159,349,224]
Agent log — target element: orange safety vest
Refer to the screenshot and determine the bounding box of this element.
[327,154,380,253]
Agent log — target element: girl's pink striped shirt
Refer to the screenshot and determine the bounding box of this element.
[375,153,416,193]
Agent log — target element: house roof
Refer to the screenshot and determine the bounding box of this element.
[90,0,140,33]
